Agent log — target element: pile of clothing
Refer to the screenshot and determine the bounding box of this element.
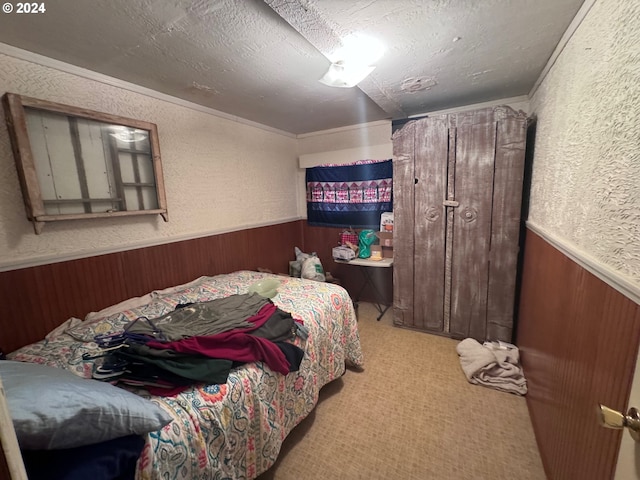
[88,293,308,395]
[456,338,527,395]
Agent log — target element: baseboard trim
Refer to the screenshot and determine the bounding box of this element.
[526,221,640,305]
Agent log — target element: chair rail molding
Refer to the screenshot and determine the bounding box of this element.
[526,220,640,305]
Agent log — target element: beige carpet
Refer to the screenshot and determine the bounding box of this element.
[257,302,546,480]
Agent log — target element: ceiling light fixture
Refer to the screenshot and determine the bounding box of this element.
[319,61,375,88]
[319,33,385,88]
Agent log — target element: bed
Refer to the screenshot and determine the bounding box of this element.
[4,270,364,479]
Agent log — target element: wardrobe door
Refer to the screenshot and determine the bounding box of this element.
[413,116,449,332]
[449,109,497,340]
[486,110,527,341]
[392,122,416,327]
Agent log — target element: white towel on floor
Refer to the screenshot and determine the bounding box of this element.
[456,338,527,395]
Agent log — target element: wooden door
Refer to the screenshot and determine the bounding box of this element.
[614,348,640,479]
[392,122,416,327]
[485,110,527,341]
[413,116,449,331]
[393,116,448,332]
[448,109,497,340]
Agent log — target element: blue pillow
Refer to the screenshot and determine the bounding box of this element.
[0,361,173,450]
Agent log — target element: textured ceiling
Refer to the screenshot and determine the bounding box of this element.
[0,0,584,134]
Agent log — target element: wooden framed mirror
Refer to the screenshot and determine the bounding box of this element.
[2,93,168,234]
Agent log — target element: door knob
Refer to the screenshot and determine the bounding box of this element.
[599,404,640,442]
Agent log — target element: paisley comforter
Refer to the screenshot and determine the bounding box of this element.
[9,271,364,479]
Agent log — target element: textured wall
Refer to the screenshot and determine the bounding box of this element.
[528,0,640,285]
[0,53,299,269]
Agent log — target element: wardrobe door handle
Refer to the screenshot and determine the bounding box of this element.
[443,200,459,207]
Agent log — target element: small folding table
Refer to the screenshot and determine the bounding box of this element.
[335,257,393,320]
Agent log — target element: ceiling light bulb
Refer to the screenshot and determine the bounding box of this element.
[335,33,385,66]
[320,33,384,88]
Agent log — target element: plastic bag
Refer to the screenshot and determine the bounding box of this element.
[295,247,311,262]
[294,247,325,281]
[358,230,377,258]
[301,256,325,282]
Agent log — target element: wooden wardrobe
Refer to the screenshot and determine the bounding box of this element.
[392,106,527,342]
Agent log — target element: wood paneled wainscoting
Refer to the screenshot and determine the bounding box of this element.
[0,220,392,356]
[0,221,303,354]
[517,228,640,480]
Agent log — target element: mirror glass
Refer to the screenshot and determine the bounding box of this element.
[3,93,168,233]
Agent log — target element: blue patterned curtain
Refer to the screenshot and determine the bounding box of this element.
[305,159,392,228]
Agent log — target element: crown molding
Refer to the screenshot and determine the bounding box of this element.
[0,43,296,138]
[528,0,597,99]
